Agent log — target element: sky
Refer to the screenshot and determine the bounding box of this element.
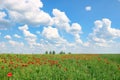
[0,0,120,53]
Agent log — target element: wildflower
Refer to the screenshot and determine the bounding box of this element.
[118,67,120,70]
[1,66,4,69]
[7,72,12,77]
[64,68,67,71]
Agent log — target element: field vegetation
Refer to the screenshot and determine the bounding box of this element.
[0,54,120,80]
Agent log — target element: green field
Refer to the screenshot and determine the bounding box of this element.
[0,54,120,80]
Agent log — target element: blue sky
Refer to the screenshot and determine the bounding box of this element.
[0,0,120,53]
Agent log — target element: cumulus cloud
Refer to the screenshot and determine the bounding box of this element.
[1,0,53,26]
[42,26,76,52]
[52,9,83,44]
[1,0,43,11]
[19,24,36,38]
[0,11,11,30]
[53,9,70,23]
[1,1,83,45]
[88,18,120,47]
[4,35,12,40]
[14,34,21,38]
[1,0,120,53]
[19,24,37,47]
[0,42,5,48]
[85,6,92,11]
[8,40,24,46]
[42,26,60,40]
[69,23,82,34]
[69,23,83,44]
[52,9,70,32]
[18,24,70,52]
[0,11,6,19]
[18,24,47,49]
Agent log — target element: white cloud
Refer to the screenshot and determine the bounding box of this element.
[69,23,83,44]
[4,35,12,40]
[85,6,92,11]
[0,11,11,30]
[8,40,24,46]
[94,18,120,38]
[19,24,38,48]
[53,9,70,23]
[0,19,10,30]
[88,18,120,47]
[0,41,25,53]
[42,26,76,52]
[52,9,70,32]
[1,0,53,26]
[19,24,36,38]
[52,9,83,44]
[74,34,83,44]
[0,11,6,19]
[69,23,82,34]
[42,26,60,40]
[1,0,43,11]
[1,0,83,45]
[14,34,21,38]
[18,24,28,31]
[0,42,5,48]
[1,0,120,53]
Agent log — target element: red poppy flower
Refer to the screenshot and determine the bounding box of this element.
[7,72,12,77]
[1,66,4,69]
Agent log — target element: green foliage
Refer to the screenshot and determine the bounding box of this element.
[48,51,56,54]
[45,51,48,54]
[49,51,52,54]
[59,51,65,54]
[0,54,120,80]
[68,52,71,54]
[52,51,55,55]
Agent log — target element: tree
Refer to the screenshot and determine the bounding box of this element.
[45,51,48,54]
[68,52,71,54]
[59,51,65,54]
[53,51,55,55]
[49,51,52,54]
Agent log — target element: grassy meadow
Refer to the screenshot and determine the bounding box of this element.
[0,54,120,80]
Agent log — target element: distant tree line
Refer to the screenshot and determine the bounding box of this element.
[45,51,71,54]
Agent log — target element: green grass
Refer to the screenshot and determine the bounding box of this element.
[0,54,120,80]
[101,54,120,64]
